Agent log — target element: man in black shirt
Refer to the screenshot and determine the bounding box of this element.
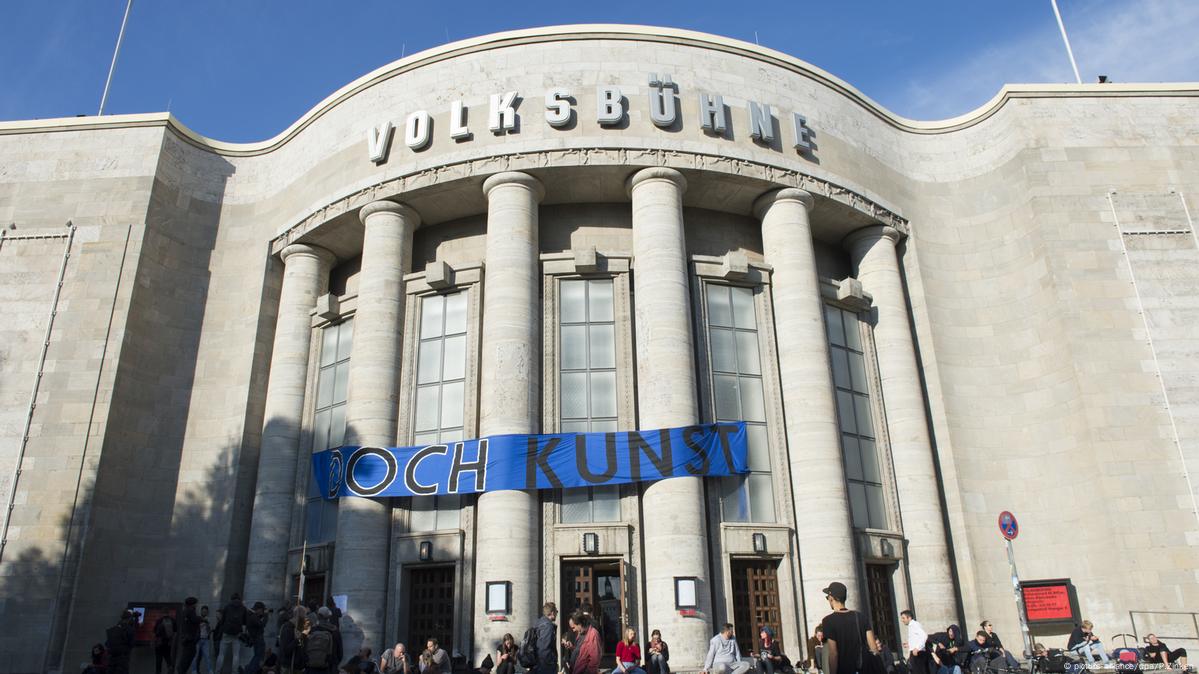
[1144,634,1188,669]
[1067,621,1109,667]
[821,582,878,674]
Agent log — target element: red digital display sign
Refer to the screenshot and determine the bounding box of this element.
[1022,584,1074,623]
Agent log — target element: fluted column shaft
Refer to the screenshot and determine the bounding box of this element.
[473,172,544,659]
[244,244,336,606]
[845,225,955,625]
[331,200,419,654]
[756,188,861,633]
[628,167,709,667]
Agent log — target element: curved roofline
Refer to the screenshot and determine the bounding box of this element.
[2,23,1197,154]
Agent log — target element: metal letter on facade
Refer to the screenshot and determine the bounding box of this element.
[545,88,572,128]
[699,93,726,133]
[648,73,678,127]
[367,121,394,163]
[597,86,624,126]
[404,110,432,150]
[489,91,518,134]
[792,112,812,152]
[748,101,774,142]
[450,100,471,140]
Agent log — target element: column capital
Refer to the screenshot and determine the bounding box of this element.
[752,187,814,220]
[280,242,336,269]
[482,171,545,202]
[626,166,687,196]
[359,199,421,227]
[842,224,903,255]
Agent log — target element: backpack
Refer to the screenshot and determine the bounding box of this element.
[307,628,334,669]
[518,626,539,669]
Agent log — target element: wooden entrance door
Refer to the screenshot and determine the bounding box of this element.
[561,561,624,666]
[407,566,455,652]
[731,559,783,655]
[865,564,898,651]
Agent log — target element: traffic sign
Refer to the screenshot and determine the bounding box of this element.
[998,510,1019,540]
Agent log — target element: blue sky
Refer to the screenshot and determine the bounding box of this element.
[1,0,1196,143]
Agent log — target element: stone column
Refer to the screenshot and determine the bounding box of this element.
[331,200,419,654]
[244,243,336,606]
[472,172,544,659]
[755,188,861,633]
[844,225,955,625]
[628,167,709,667]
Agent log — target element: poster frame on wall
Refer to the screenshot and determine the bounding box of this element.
[1019,578,1080,628]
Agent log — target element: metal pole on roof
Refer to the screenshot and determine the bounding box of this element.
[98,0,135,115]
[1050,0,1083,84]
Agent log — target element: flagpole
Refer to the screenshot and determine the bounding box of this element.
[1050,0,1083,84]
[98,0,135,115]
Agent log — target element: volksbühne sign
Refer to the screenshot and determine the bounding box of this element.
[313,421,748,499]
[366,74,815,163]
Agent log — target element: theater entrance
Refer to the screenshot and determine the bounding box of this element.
[561,560,628,667]
[730,559,783,655]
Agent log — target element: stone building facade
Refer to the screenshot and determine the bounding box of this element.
[1,24,1198,674]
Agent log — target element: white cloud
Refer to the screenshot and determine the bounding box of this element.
[885,0,1199,120]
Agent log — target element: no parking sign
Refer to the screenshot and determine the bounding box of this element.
[998,510,1019,540]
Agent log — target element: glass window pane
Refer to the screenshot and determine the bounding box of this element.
[707,285,732,327]
[831,348,851,390]
[735,332,761,375]
[333,362,350,404]
[320,500,338,543]
[417,339,442,384]
[589,419,618,433]
[591,485,621,522]
[731,286,756,329]
[316,366,335,408]
[713,374,741,420]
[415,386,440,432]
[848,483,868,529]
[329,405,346,448]
[420,296,444,339]
[859,438,881,483]
[320,326,338,367]
[440,381,464,429]
[836,390,857,432]
[824,305,845,346]
[561,325,588,370]
[337,320,354,361]
[561,372,589,419]
[748,473,776,522]
[746,424,771,472]
[588,280,614,322]
[720,476,749,522]
[842,435,864,481]
[313,410,331,452]
[410,496,436,532]
[848,351,868,393]
[439,428,463,443]
[442,334,467,381]
[589,372,617,418]
[305,500,322,542]
[739,377,766,422]
[589,325,615,369]
[436,495,461,530]
[842,311,862,351]
[561,280,586,324]
[854,394,875,437]
[560,420,589,433]
[444,292,468,335]
[866,485,887,530]
[709,328,737,373]
[413,432,439,446]
[561,488,590,523]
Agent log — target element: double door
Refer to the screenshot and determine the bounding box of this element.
[731,559,783,655]
[561,560,627,667]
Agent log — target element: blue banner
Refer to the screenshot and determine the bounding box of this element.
[312,422,747,499]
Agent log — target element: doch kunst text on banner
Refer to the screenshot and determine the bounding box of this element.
[312,421,748,499]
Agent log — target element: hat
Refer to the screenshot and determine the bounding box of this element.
[821,582,848,602]
[317,606,333,618]
[253,601,267,610]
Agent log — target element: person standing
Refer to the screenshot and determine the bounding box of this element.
[155,611,179,674]
[646,630,670,674]
[534,602,559,674]
[247,602,271,674]
[1144,634,1188,669]
[900,611,930,674]
[701,623,749,674]
[1067,621,1110,667]
[178,598,202,674]
[616,628,646,674]
[218,594,249,674]
[568,612,602,674]
[192,606,215,674]
[106,611,137,674]
[303,607,342,674]
[821,583,878,674]
[279,607,306,674]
